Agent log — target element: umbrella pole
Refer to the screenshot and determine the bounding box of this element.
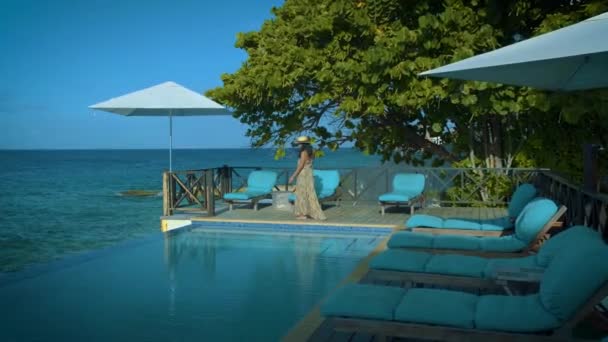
[169,110,173,172]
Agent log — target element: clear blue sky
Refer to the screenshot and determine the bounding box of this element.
[0,0,283,149]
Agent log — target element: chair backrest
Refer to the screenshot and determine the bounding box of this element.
[392,173,425,195]
[313,170,340,197]
[540,239,608,321]
[507,183,537,218]
[514,198,558,244]
[535,226,603,267]
[247,170,278,193]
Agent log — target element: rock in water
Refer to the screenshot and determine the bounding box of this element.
[120,190,159,197]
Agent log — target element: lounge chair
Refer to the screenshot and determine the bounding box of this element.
[378,173,426,215]
[407,183,538,236]
[321,240,608,341]
[367,226,601,291]
[387,198,565,258]
[223,170,278,210]
[289,169,341,207]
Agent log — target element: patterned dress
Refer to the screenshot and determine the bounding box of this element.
[294,162,327,220]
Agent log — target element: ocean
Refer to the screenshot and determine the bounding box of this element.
[0,148,382,273]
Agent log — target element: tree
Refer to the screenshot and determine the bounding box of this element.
[208,0,608,182]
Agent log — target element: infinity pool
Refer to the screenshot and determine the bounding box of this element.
[0,224,388,341]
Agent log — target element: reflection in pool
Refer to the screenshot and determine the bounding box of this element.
[0,225,386,341]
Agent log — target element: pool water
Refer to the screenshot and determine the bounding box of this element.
[0,225,386,341]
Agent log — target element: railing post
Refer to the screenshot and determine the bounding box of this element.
[220,165,231,196]
[583,143,602,193]
[353,169,358,201]
[163,171,173,216]
[205,169,215,216]
[285,169,290,192]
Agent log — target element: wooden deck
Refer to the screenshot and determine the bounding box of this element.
[190,201,508,228]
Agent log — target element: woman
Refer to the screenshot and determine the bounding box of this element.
[288,136,327,220]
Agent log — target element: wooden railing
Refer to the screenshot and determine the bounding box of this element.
[162,166,231,216]
[163,165,543,215]
[533,172,608,238]
[228,166,543,205]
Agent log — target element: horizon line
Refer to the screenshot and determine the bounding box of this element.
[0,146,357,151]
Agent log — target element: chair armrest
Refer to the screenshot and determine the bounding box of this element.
[491,267,544,283]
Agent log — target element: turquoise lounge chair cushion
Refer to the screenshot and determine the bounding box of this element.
[535,226,601,267]
[378,173,425,203]
[290,169,339,201]
[322,286,560,333]
[540,243,608,321]
[480,236,527,252]
[475,294,560,332]
[406,215,510,231]
[373,227,605,281]
[393,173,425,195]
[507,183,537,218]
[395,289,478,328]
[433,235,481,250]
[481,220,511,231]
[387,231,527,253]
[378,192,417,202]
[224,170,277,201]
[401,184,535,231]
[370,248,541,279]
[390,198,557,252]
[369,249,432,273]
[387,231,434,249]
[425,254,487,278]
[514,198,558,243]
[406,214,444,228]
[370,247,540,279]
[246,170,278,193]
[314,170,340,198]
[406,216,510,231]
[442,219,482,230]
[480,216,512,229]
[320,284,406,321]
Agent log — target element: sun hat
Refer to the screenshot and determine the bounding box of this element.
[294,136,311,144]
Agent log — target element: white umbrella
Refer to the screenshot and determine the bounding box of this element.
[419,12,608,91]
[89,81,231,171]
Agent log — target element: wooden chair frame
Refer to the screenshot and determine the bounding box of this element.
[224,194,271,211]
[379,194,425,216]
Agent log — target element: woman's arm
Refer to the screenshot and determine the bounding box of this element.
[289,150,310,183]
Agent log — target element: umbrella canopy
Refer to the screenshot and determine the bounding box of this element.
[89,81,231,171]
[89,81,230,116]
[419,12,608,91]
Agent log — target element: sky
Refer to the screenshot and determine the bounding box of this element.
[0,0,284,149]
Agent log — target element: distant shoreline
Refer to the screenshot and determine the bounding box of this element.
[0,147,358,152]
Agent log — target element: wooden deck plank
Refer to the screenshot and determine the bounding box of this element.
[349,333,376,342]
[307,319,337,342]
[327,331,355,342]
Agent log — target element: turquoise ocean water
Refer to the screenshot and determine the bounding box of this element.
[0,148,382,273]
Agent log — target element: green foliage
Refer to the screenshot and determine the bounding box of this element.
[208,0,608,180]
[445,159,519,207]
